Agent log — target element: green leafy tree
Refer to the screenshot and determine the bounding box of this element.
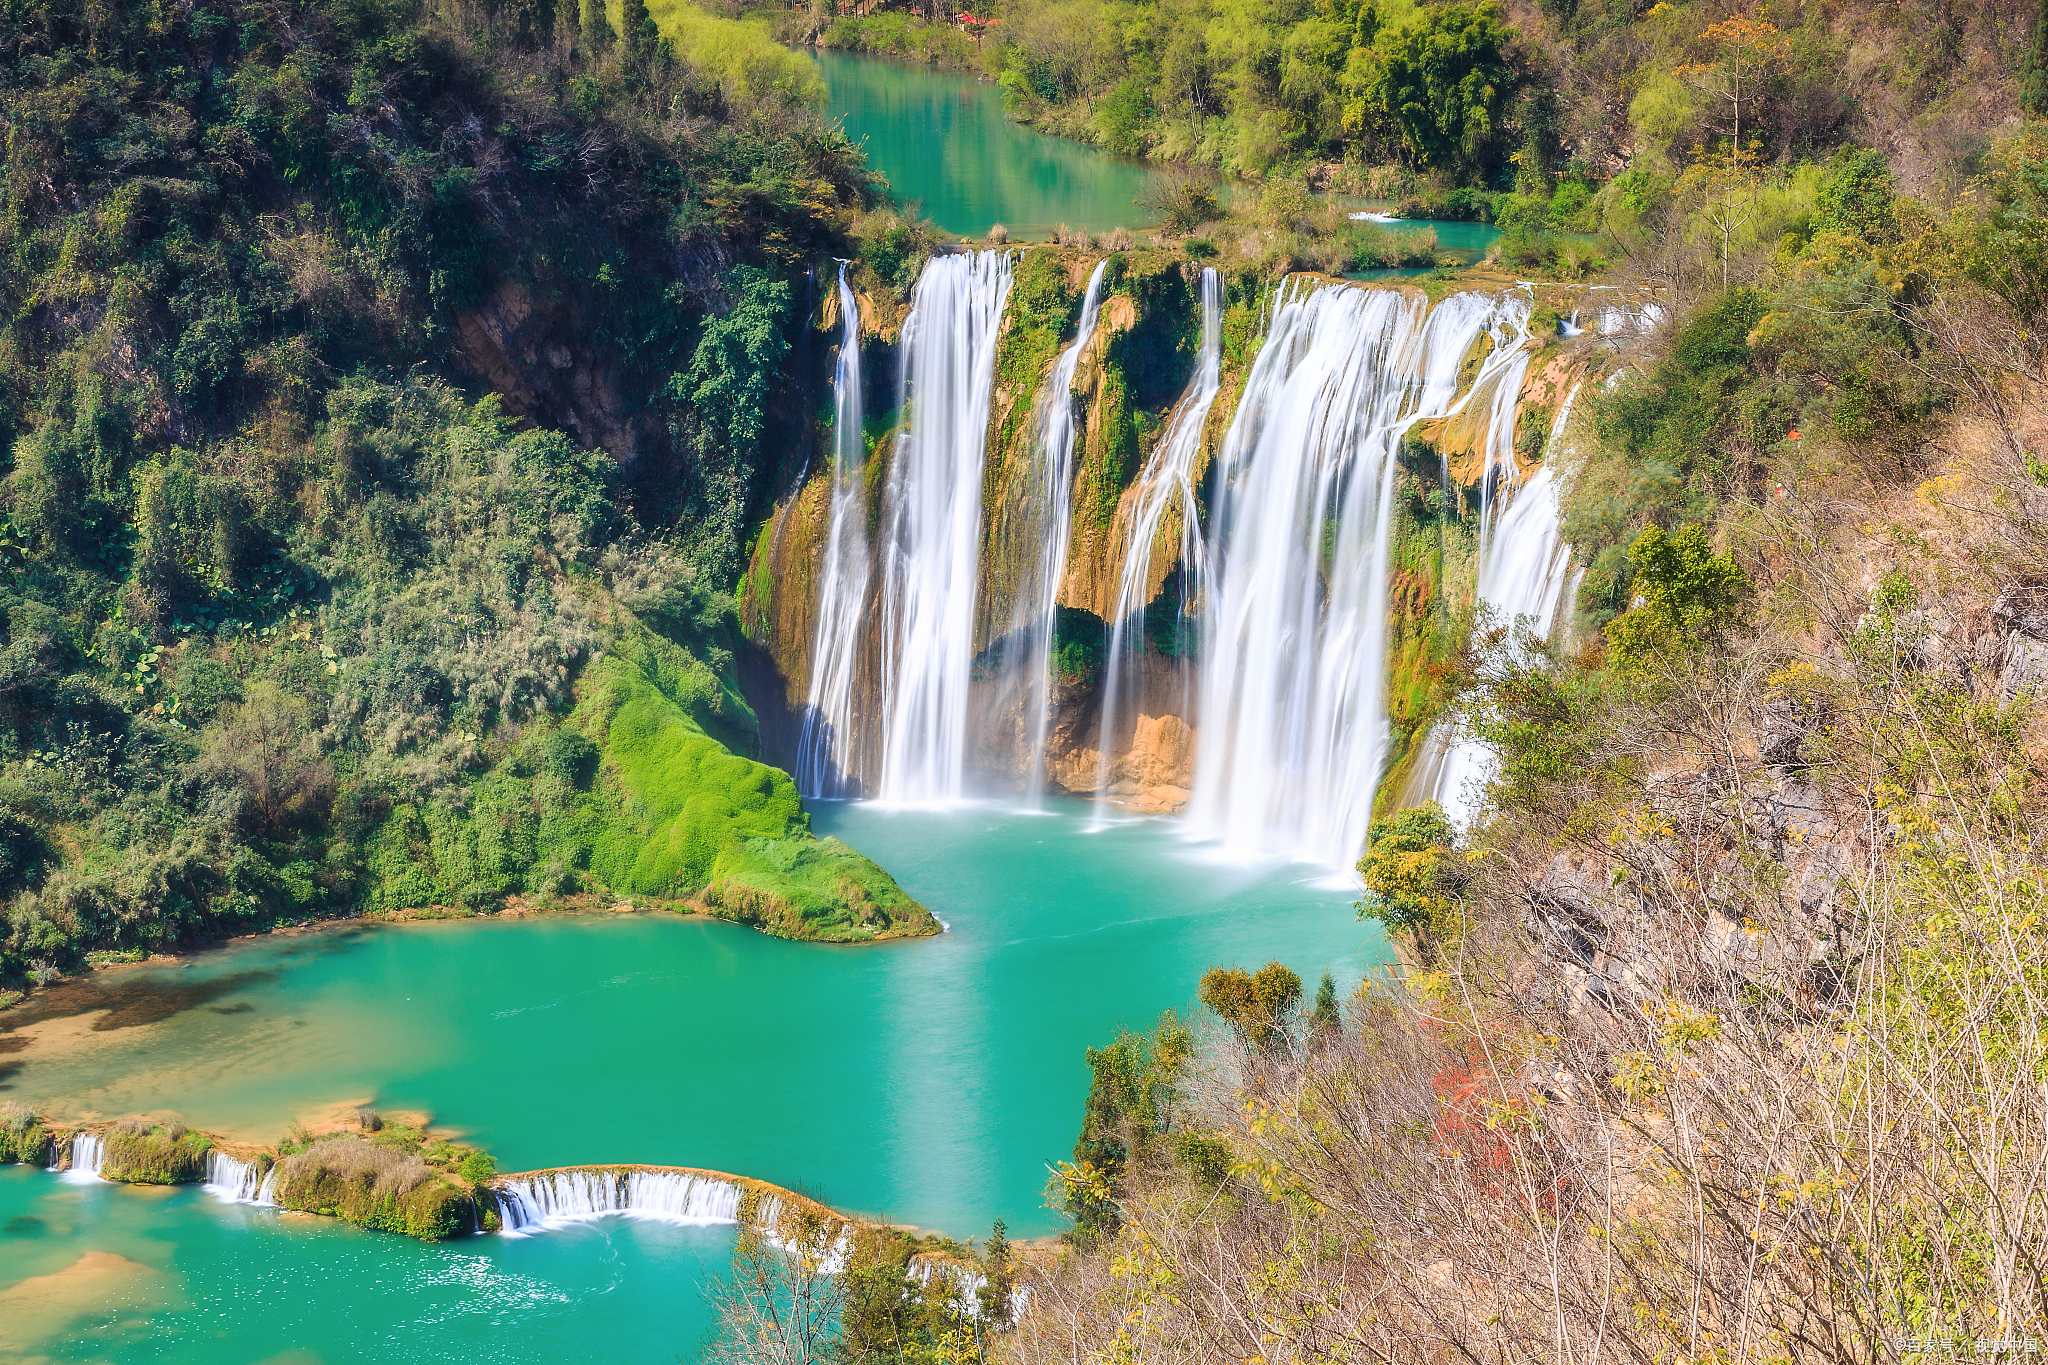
[667,267,794,583]
[1064,1012,1193,1237]
[1603,524,1750,670]
[1356,802,1461,940]
[1813,147,1899,244]
[1359,3,1517,178]
[1309,970,1341,1037]
[619,0,659,57]
[580,0,614,53]
[1199,961,1303,1047]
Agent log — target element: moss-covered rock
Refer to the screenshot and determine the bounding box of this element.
[270,1137,474,1241]
[577,644,936,941]
[100,1121,211,1184]
[0,1104,50,1166]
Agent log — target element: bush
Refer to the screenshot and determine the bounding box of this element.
[1199,962,1303,1047]
[101,1121,211,1184]
[271,1137,472,1240]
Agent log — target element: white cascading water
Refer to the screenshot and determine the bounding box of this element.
[1470,307,1534,567]
[874,250,1014,805]
[1186,280,1531,869]
[203,1151,273,1205]
[794,262,871,798]
[61,1132,105,1183]
[1089,267,1223,822]
[1431,382,1583,825]
[1007,260,1109,800]
[494,1169,744,1235]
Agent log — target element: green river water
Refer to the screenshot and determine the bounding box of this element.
[2,800,1378,1359]
[820,49,1173,239]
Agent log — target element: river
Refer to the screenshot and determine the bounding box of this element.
[1,801,1378,1357]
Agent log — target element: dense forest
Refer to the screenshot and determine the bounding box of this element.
[808,0,2033,197]
[0,0,940,983]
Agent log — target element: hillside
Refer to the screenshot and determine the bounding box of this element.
[0,0,937,979]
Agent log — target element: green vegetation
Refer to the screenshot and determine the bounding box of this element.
[1354,800,1462,946]
[100,1119,213,1184]
[1197,961,1301,1046]
[0,1103,51,1166]
[270,1116,493,1240]
[0,0,936,983]
[1059,1011,1192,1239]
[800,0,1998,205]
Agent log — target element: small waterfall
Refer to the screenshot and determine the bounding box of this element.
[874,250,1015,805]
[61,1132,104,1183]
[1431,382,1583,825]
[1090,267,1223,821]
[795,261,872,798]
[494,1168,744,1235]
[1006,259,1108,801]
[1186,281,1530,868]
[204,1151,272,1205]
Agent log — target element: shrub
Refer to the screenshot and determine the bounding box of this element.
[0,1103,50,1166]
[1356,802,1464,946]
[1199,962,1303,1047]
[271,1137,471,1240]
[101,1122,211,1184]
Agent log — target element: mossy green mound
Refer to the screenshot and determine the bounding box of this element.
[0,1105,50,1166]
[578,641,936,942]
[361,623,936,943]
[100,1122,211,1184]
[270,1137,473,1241]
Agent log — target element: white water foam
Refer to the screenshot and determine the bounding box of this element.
[1431,381,1584,825]
[1090,266,1223,825]
[494,1169,744,1236]
[203,1150,275,1205]
[60,1132,104,1184]
[1186,280,1530,869]
[1008,260,1109,804]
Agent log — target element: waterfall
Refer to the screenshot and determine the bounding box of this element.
[61,1132,104,1183]
[1005,259,1108,800]
[1471,308,1534,567]
[493,1168,746,1235]
[204,1151,273,1205]
[795,261,871,798]
[874,250,1015,805]
[1431,382,1583,825]
[1186,280,1531,869]
[1090,266,1223,821]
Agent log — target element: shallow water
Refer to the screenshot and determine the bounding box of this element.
[820,50,1171,239]
[0,1164,732,1363]
[3,799,1379,1240]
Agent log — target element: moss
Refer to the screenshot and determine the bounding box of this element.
[573,639,937,941]
[270,1137,473,1241]
[0,1119,50,1167]
[100,1125,211,1184]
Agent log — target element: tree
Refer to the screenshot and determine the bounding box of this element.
[1199,962,1302,1048]
[1309,970,1341,1037]
[1356,803,1460,941]
[619,0,658,58]
[1602,523,1749,671]
[1676,15,1785,287]
[579,0,613,55]
[1358,3,1517,178]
